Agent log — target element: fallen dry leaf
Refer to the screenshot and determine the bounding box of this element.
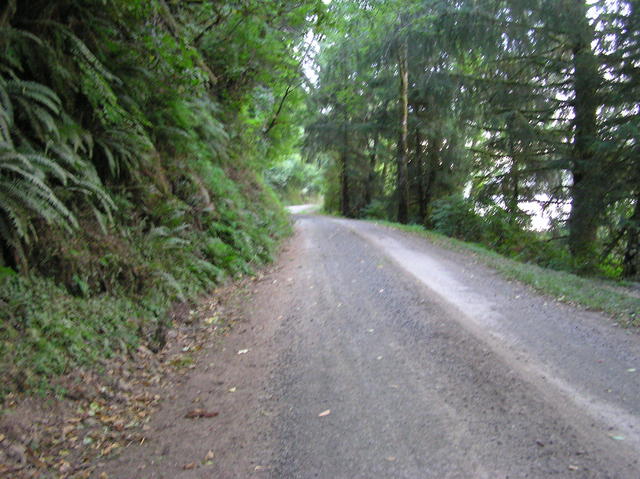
[101,442,120,456]
[183,462,196,470]
[185,409,219,419]
[318,409,331,417]
[204,450,215,461]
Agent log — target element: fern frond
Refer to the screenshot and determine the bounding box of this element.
[0,27,43,48]
[0,182,31,238]
[21,180,77,229]
[0,145,32,170]
[24,153,69,183]
[6,80,61,115]
[95,127,152,178]
[13,96,60,144]
[95,139,118,176]
[46,143,83,170]
[0,79,14,137]
[66,177,115,224]
[58,113,93,155]
[148,226,170,238]
[156,271,185,302]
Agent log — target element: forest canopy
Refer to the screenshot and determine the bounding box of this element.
[306,0,640,278]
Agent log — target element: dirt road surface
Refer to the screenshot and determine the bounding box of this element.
[101,214,640,478]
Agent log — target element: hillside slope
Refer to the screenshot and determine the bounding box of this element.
[0,0,323,395]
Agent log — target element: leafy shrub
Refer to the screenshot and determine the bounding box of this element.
[0,0,297,399]
[429,196,574,271]
[480,207,572,269]
[430,194,484,242]
[265,156,322,204]
[362,199,390,219]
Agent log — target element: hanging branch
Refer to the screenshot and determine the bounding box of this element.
[264,83,296,134]
[193,6,225,46]
[263,37,318,135]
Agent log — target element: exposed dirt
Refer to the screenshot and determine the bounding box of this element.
[4,214,640,478]
[94,238,302,479]
[0,279,266,478]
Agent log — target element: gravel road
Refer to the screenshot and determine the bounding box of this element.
[101,213,640,478]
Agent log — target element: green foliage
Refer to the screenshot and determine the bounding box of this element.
[308,0,640,278]
[430,195,483,242]
[0,275,145,395]
[0,0,316,396]
[429,196,574,271]
[0,75,113,257]
[265,156,322,204]
[362,199,390,220]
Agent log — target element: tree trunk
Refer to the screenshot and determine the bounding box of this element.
[506,138,520,224]
[364,132,379,207]
[341,124,350,217]
[623,192,640,279]
[397,37,410,224]
[566,0,602,272]
[415,129,427,224]
[423,136,440,227]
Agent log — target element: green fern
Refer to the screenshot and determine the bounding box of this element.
[0,76,114,261]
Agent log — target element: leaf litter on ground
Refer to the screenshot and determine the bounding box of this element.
[0,283,241,479]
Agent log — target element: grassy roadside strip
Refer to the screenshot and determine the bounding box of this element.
[371,221,640,328]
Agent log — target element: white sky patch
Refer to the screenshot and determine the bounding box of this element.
[520,195,571,231]
[302,29,321,86]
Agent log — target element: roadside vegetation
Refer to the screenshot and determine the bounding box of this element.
[375,220,639,327]
[265,155,322,205]
[306,0,640,283]
[0,0,325,397]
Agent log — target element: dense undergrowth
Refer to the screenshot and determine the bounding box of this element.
[0,0,323,397]
[0,173,289,395]
[355,192,623,278]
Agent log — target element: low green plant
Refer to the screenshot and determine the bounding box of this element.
[430,194,484,242]
[0,275,149,396]
[362,199,390,220]
[265,156,322,205]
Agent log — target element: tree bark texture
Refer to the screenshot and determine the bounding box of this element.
[341,122,350,217]
[365,133,379,207]
[397,37,410,224]
[566,0,603,271]
[623,192,640,279]
[414,129,427,224]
